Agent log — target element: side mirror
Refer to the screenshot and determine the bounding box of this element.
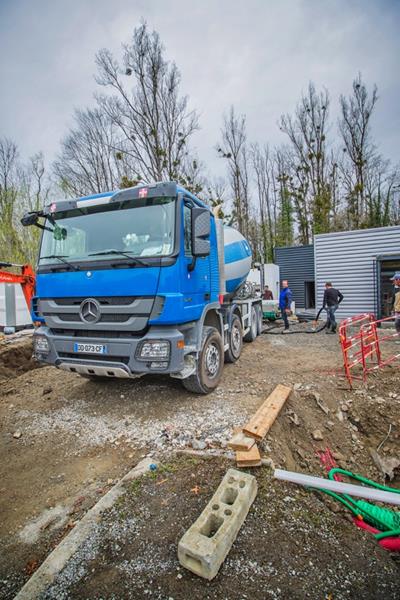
[191,207,210,257]
[21,212,39,227]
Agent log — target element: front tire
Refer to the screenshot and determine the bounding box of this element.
[255,303,263,335]
[182,326,224,394]
[244,306,257,343]
[225,314,243,363]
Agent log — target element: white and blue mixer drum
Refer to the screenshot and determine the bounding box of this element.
[223,226,252,294]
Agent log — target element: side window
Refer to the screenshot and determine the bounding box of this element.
[184,203,192,256]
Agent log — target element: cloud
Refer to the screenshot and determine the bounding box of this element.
[0,0,399,178]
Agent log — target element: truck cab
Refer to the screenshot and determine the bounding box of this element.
[24,181,262,393]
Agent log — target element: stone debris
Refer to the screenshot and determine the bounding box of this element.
[312,430,324,441]
[369,449,400,481]
[191,439,207,451]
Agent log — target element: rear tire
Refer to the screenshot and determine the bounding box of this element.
[244,306,257,343]
[255,304,263,335]
[182,326,224,394]
[225,314,243,363]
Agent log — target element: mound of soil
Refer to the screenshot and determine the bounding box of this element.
[0,338,41,382]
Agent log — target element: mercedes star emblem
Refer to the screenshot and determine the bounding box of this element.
[79,298,101,324]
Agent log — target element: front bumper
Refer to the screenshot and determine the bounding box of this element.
[33,326,186,378]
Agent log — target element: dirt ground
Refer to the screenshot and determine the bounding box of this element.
[1,326,400,599]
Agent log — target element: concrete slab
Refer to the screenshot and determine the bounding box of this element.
[178,468,257,580]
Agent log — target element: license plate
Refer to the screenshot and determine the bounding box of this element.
[73,343,107,354]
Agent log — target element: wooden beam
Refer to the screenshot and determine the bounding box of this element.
[242,384,292,441]
[228,431,256,451]
[236,445,262,467]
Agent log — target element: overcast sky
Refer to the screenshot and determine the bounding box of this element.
[0,0,399,180]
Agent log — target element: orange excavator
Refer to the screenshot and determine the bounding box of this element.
[0,262,36,315]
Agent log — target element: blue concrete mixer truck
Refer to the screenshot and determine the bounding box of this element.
[21,181,262,394]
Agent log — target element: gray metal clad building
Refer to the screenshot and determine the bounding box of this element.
[275,244,315,310]
[314,225,400,319]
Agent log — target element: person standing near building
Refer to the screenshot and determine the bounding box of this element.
[263,285,273,300]
[391,272,400,341]
[322,282,344,334]
[279,280,292,333]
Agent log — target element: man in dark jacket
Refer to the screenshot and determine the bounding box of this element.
[263,285,273,300]
[279,280,292,332]
[322,282,344,334]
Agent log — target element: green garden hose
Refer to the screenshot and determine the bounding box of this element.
[314,468,400,542]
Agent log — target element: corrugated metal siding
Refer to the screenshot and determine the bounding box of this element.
[274,245,314,309]
[314,226,400,319]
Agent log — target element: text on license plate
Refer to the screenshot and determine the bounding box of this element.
[73,343,107,354]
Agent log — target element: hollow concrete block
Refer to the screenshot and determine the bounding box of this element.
[178,468,257,580]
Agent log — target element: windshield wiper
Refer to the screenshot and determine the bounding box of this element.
[88,249,147,266]
[39,254,80,271]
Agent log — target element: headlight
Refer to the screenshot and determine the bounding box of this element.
[34,335,49,354]
[138,340,170,360]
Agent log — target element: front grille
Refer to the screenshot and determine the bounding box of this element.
[50,328,144,338]
[52,296,138,306]
[40,295,157,335]
[53,313,130,323]
[58,352,129,365]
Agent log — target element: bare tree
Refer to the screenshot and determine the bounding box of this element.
[217,107,250,237]
[250,143,278,261]
[0,139,51,263]
[339,73,378,227]
[279,83,331,238]
[53,107,135,196]
[95,22,199,184]
[363,156,400,227]
[17,153,52,263]
[274,149,294,247]
[0,137,24,260]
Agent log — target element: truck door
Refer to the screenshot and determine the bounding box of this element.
[181,199,210,321]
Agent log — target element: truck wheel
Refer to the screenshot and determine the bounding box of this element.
[256,304,263,335]
[225,314,243,363]
[244,306,257,343]
[182,326,224,394]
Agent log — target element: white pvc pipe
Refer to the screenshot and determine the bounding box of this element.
[274,469,400,506]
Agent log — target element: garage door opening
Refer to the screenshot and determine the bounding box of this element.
[305,281,316,309]
[377,256,400,318]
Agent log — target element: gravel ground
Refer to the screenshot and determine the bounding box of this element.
[1,329,400,599]
[40,456,400,600]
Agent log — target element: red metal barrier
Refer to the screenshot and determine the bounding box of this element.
[361,316,400,375]
[339,313,400,386]
[339,313,378,387]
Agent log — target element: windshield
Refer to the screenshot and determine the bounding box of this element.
[39,196,175,266]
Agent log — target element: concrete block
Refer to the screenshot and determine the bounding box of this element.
[178,468,257,580]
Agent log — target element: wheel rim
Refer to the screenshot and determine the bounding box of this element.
[231,324,241,354]
[252,309,257,334]
[205,342,220,378]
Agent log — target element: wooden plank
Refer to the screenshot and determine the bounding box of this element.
[236,445,262,467]
[228,431,256,451]
[242,384,292,441]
